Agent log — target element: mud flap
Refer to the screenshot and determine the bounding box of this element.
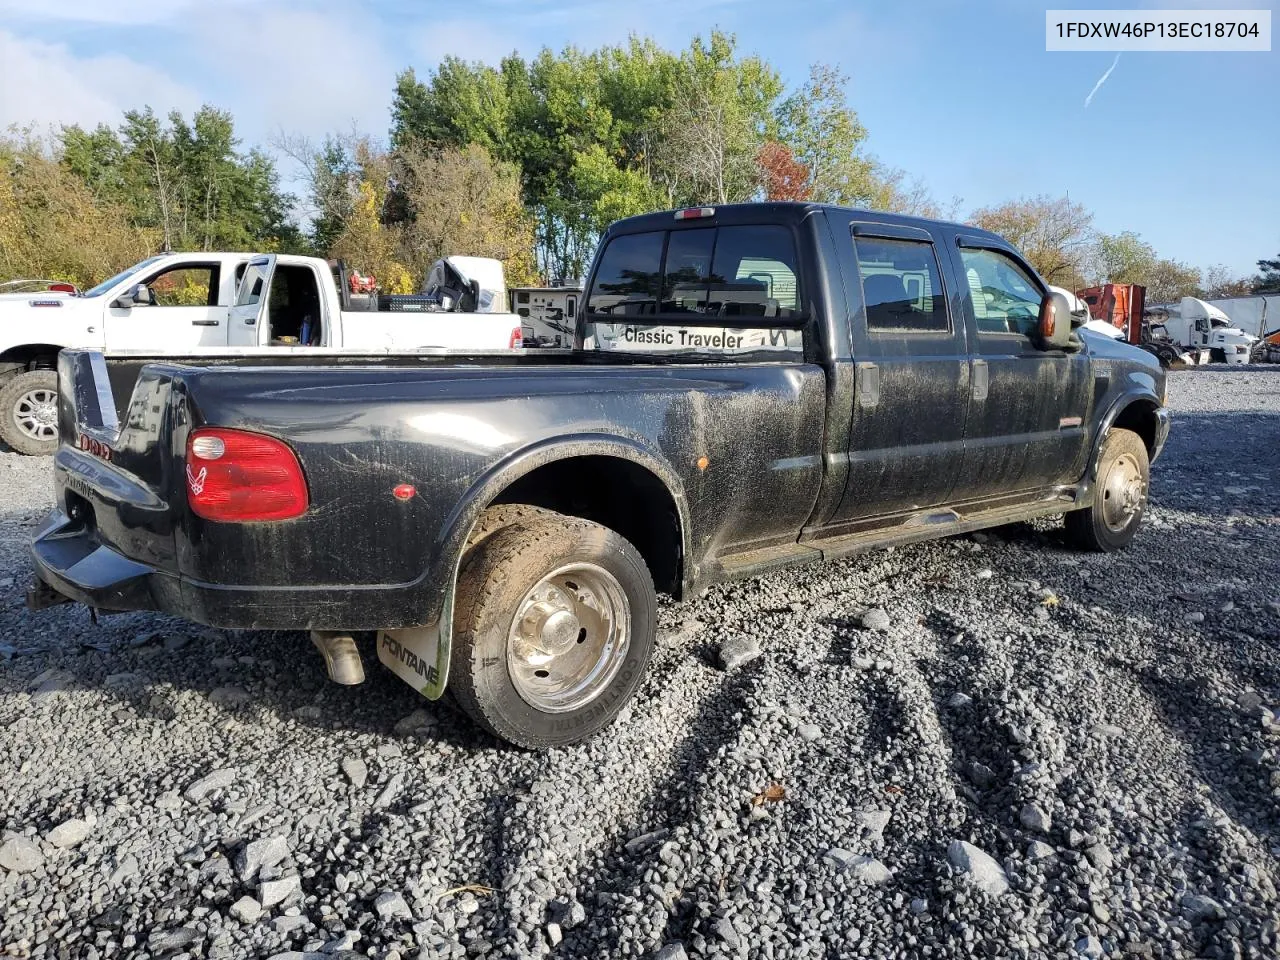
[377,622,449,700]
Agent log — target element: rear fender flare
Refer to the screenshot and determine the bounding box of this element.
[386,435,691,702]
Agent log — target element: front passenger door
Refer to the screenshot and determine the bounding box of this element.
[104,263,229,351]
[946,241,1091,502]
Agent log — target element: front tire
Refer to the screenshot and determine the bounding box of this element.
[1065,428,1149,552]
[0,369,59,456]
[449,507,657,749]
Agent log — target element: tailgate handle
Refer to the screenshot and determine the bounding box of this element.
[856,362,879,409]
[972,359,989,401]
[191,319,221,327]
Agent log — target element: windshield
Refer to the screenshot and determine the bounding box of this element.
[82,257,164,298]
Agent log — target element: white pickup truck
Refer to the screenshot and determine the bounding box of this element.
[0,251,525,454]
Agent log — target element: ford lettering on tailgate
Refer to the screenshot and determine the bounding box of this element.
[78,433,113,462]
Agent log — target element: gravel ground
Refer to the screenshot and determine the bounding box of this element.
[1,367,1279,960]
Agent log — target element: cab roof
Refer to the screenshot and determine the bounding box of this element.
[605,201,1006,245]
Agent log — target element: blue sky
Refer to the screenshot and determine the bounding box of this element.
[0,0,1275,277]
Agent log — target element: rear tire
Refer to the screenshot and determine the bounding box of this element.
[1065,428,1149,552]
[0,369,59,456]
[449,506,657,749]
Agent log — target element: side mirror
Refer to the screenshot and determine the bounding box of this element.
[113,283,150,308]
[1038,291,1078,350]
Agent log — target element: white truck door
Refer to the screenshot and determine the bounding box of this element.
[228,255,277,348]
[104,260,230,352]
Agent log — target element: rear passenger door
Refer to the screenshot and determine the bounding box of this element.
[944,238,1091,501]
[833,222,970,523]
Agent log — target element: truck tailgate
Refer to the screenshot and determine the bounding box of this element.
[31,350,185,609]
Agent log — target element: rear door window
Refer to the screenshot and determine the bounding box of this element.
[236,260,271,306]
[854,237,949,333]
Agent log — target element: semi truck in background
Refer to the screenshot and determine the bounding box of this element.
[1077,283,1257,366]
[1205,293,1280,363]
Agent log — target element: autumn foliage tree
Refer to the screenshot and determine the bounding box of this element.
[0,130,153,286]
[756,141,811,201]
[969,195,1095,286]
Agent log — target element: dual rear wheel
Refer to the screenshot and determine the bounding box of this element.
[449,506,657,749]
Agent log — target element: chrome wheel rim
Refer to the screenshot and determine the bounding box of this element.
[1101,452,1145,532]
[507,562,630,713]
[14,388,57,442]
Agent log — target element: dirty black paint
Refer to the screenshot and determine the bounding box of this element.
[31,203,1168,637]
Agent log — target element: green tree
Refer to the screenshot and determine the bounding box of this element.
[777,65,876,205]
[396,141,538,287]
[1200,264,1254,299]
[60,106,298,253]
[0,130,153,287]
[1255,252,1280,294]
[1144,258,1202,303]
[1095,231,1157,284]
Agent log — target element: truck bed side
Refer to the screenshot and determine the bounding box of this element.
[44,350,827,631]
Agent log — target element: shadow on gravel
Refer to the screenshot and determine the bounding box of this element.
[1131,662,1280,844]
[556,668,750,955]
[0,621,489,750]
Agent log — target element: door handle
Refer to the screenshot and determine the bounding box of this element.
[191,320,221,327]
[971,359,988,401]
[856,361,879,409]
[244,318,256,325]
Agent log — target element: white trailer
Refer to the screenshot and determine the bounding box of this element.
[510,286,581,347]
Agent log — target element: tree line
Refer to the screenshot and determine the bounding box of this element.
[1,31,1275,302]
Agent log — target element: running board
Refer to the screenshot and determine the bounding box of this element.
[713,495,1076,583]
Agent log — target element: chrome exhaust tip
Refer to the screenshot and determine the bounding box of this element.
[310,631,366,685]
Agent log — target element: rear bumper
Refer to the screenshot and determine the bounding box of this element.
[29,509,428,631]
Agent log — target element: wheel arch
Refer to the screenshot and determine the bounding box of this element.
[0,343,65,372]
[445,435,691,596]
[1091,392,1161,477]
[395,436,691,702]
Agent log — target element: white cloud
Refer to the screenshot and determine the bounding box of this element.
[0,30,199,130]
[184,6,396,143]
[414,20,524,67]
[0,0,255,25]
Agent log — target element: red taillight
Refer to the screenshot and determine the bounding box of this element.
[185,428,308,522]
[674,206,715,220]
[509,326,525,349]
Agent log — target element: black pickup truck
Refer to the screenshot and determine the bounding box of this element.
[28,203,1170,748]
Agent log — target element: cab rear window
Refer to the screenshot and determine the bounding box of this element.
[587,225,803,321]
